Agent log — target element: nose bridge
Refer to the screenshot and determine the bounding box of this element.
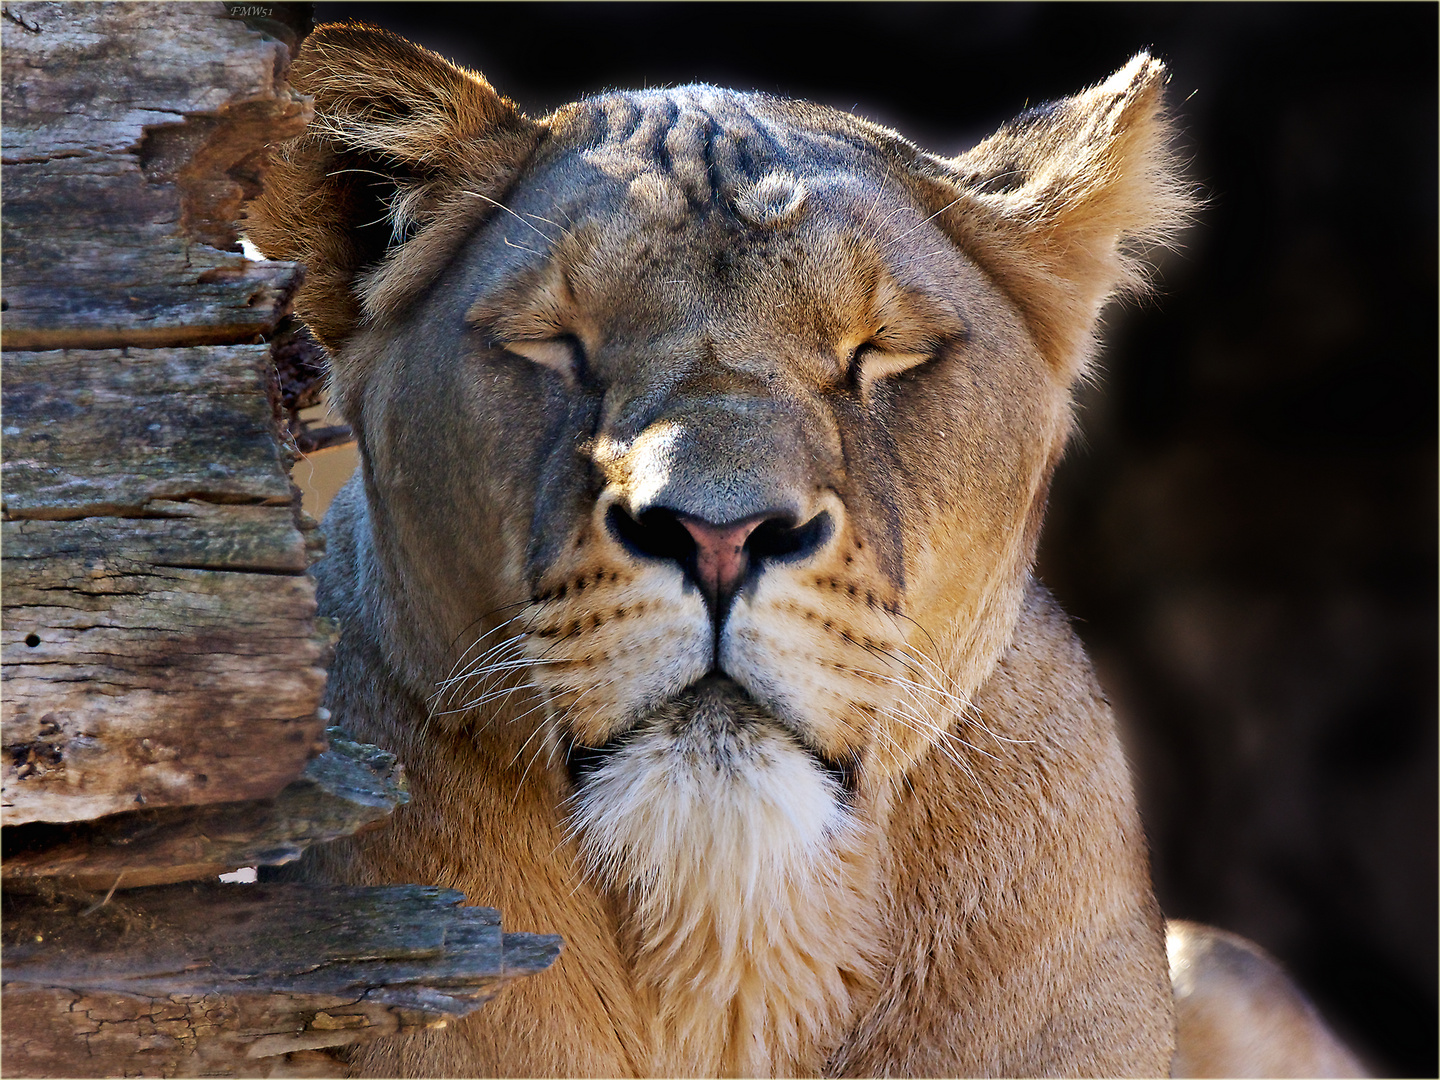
[620,388,834,526]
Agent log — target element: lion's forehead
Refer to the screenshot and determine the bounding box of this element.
[461,87,986,367]
[489,113,970,369]
[558,86,891,201]
[532,86,931,271]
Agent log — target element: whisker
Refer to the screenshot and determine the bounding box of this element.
[883,633,1036,748]
[434,636,528,693]
[510,714,561,808]
[523,210,573,240]
[838,629,930,683]
[435,606,538,689]
[430,681,541,718]
[461,189,557,246]
[326,166,398,180]
[883,196,965,252]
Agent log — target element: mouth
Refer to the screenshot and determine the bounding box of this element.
[563,672,859,802]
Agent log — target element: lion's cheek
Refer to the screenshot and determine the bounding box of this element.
[527,567,713,745]
[721,574,915,769]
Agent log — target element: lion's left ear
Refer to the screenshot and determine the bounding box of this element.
[912,53,1192,380]
[245,22,541,353]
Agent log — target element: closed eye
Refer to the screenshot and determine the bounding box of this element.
[849,343,932,386]
[504,334,588,384]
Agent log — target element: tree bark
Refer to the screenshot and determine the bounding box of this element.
[2,881,563,1078]
[1,2,332,826]
[3,729,409,889]
[1,1,311,350]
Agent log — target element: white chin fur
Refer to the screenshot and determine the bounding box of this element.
[564,690,880,1076]
[567,708,853,914]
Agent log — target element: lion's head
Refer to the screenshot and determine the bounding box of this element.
[249,26,1187,1073]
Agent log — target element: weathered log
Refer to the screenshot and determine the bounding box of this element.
[1,881,564,1078]
[1,553,331,823]
[1,1,311,350]
[3,729,408,889]
[2,504,313,575]
[2,346,296,519]
[0,343,332,825]
[1,511,331,825]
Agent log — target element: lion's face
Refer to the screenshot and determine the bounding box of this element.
[249,31,1183,1070]
[351,89,1068,811]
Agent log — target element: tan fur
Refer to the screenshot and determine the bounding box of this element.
[249,24,1203,1076]
[244,23,540,371]
[921,54,1193,381]
[1168,921,1369,1078]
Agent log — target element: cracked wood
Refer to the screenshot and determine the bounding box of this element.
[1,882,563,1077]
[0,1,311,349]
[1,546,331,823]
[3,729,408,888]
[2,346,296,518]
[2,347,332,824]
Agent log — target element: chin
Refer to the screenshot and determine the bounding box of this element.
[564,674,862,904]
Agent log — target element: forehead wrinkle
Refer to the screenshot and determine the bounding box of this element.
[580,92,678,182]
[573,86,807,215]
[811,183,973,316]
[509,92,969,356]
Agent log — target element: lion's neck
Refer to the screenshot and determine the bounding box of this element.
[568,718,887,1077]
[623,834,883,1077]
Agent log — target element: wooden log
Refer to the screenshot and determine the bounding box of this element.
[1,881,564,1077]
[1,504,314,575]
[2,729,409,889]
[0,344,331,824]
[2,346,296,519]
[0,1,311,350]
[1,552,331,824]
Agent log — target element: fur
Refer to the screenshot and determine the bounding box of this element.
[249,24,1197,1076]
[571,681,882,1076]
[1168,921,1369,1077]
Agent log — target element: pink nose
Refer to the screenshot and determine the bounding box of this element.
[678,516,765,605]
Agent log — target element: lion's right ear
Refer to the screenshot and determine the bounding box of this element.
[906,53,1192,382]
[245,23,540,351]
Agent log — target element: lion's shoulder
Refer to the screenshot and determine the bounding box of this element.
[844,582,1172,1076]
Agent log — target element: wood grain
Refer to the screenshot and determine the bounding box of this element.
[1,881,563,1077]
[0,344,333,824]
[2,346,296,518]
[3,729,408,888]
[1,554,331,823]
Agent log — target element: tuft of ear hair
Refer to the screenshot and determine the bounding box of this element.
[912,52,1194,381]
[244,23,540,352]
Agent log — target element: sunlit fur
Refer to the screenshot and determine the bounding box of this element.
[249,23,1210,1078]
[1168,922,1369,1078]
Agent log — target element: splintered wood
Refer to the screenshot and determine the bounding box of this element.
[1,346,331,824]
[2,728,407,889]
[2,882,563,1077]
[0,1,310,349]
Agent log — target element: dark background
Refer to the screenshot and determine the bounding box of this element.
[283,4,1438,1073]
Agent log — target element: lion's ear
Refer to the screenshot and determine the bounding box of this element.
[916,53,1191,379]
[245,22,540,351]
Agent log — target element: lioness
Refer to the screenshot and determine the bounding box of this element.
[248,24,1362,1078]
